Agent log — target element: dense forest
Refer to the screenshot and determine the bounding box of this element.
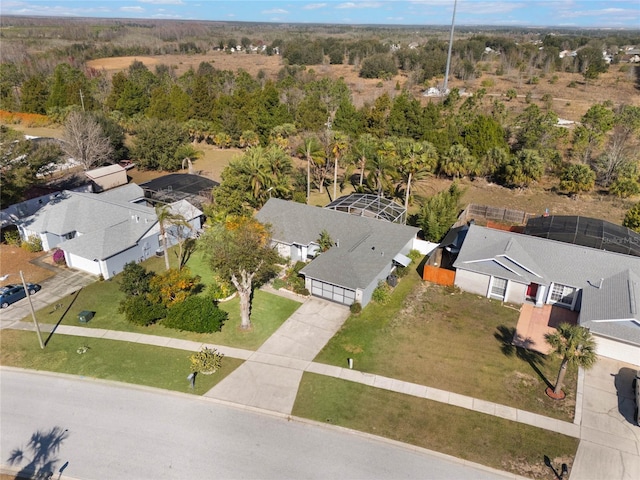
[1,17,640,239]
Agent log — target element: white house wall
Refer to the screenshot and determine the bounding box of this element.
[594,335,640,367]
[65,253,101,277]
[505,282,527,304]
[455,269,490,296]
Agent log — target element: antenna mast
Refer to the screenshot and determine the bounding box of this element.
[443,0,458,94]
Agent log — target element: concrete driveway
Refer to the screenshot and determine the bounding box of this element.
[0,268,97,329]
[572,357,640,480]
[205,297,349,414]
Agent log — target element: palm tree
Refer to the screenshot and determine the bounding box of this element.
[439,144,476,179]
[155,204,189,271]
[368,138,399,197]
[297,135,324,203]
[330,131,349,201]
[397,139,438,212]
[545,323,597,398]
[352,133,377,188]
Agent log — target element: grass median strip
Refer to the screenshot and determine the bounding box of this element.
[0,330,243,395]
[293,373,578,479]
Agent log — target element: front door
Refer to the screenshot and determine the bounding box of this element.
[526,283,538,300]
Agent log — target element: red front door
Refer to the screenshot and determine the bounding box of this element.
[526,283,538,298]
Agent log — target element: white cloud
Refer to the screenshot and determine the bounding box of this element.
[120,6,144,12]
[139,0,184,5]
[336,2,383,9]
[303,3,327,9]
[262,8,289,14]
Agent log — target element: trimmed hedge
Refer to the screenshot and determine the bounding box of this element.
[163,296,227,333]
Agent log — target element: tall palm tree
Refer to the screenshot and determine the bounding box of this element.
[155,204,189,271]
[397,139,438,212]
[369,138,399,197]
[545,323,597,398]
[297,135,324,203]
[330,131,349,201]
[352,133,377,188]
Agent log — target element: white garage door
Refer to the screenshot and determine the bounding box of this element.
[310,279,356,305]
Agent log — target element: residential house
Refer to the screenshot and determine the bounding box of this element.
[452,224,640,365]
[18,184,202,280]
[256,198,423,307]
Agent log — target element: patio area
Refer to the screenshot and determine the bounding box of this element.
[513,303,579,354]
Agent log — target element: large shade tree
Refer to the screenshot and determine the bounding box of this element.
[199,217,281,329]
[544,323,597,398]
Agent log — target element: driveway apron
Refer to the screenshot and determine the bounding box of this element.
[571,357,640,480]
[204,297,349,414]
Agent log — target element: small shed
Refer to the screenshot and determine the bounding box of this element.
[85,164,128,192]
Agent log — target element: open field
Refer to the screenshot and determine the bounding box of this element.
[85,50,639,120]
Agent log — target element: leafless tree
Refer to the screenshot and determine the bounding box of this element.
[62,111,114,170]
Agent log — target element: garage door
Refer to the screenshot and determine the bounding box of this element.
[310,279,356,305]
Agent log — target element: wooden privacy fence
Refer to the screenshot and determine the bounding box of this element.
[455,204,532,228]
[422,265,455,286]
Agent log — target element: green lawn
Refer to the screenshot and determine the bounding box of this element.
[314,271,577,421]
[293,374,579,479]
[0,329,243,395]
[34,251,301,351]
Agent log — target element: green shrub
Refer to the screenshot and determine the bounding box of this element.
[528,76,539,85]
[21,235,42,252]
[3,230,21,246]
[163,296,227,333]
[395,266,409,278]
[272,278,286,290]
[610,178,640,198]
[568,81,577,88]
[189,347,224,374]
[481,79,495,88]
[505,89,517,101]
[205,276,236,300]
[350,302,362,315]
[292,261,307,274]
[119,296,166,326]
[407,249,422,263]
[549,75,559,84]
[372,280,391,305]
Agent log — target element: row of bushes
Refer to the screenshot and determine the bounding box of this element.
[118,262,228,333]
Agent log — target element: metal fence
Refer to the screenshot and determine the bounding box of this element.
[454,204,532,227]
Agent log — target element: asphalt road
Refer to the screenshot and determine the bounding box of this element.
[0,369,514,480]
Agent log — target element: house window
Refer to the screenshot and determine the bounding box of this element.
[549,283,576,306]
[490,277,508,300]
[64,231,76,240]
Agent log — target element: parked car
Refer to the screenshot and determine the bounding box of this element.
[0,283,41,308]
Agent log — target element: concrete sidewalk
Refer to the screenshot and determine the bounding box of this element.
[204,297,350,414]
[7,305,580,438]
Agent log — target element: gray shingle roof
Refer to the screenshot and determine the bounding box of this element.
[454,224,640,346]
[256,198,418,290]
[21,186,157,260]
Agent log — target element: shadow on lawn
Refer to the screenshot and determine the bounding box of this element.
[45,289,82,346]
[495,325,553,389]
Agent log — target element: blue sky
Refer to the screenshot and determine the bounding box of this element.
[1,1,639,28]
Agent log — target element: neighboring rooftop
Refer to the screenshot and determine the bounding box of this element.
[325,194,406,224]
[524,215,640,257]
[256,198,418,290]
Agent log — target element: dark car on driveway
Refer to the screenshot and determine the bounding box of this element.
[0,283,41,308]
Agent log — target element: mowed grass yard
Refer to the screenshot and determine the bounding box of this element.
[0,329,243,395]
[293,374,578,480]
[293,269,580,478]
[313,270,577,422]
[27,249,301,351]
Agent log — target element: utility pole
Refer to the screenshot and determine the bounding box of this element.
[443,0,458,95]
[19,271,45,349]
